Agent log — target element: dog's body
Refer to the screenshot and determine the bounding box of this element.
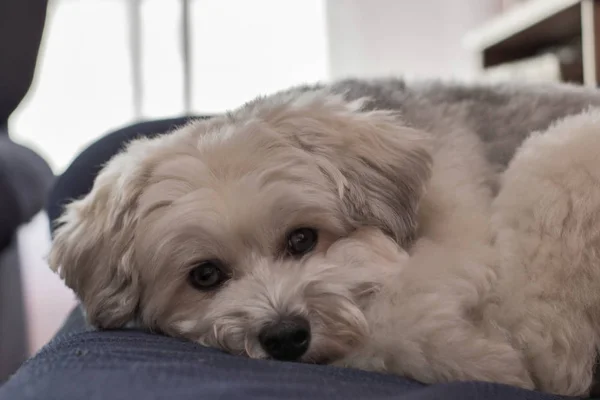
[50,79,600,396]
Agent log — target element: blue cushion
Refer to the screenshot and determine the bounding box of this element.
[28,113,573,399]
[0,327,569,400]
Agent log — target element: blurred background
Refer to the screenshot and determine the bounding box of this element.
[2,0,596,381]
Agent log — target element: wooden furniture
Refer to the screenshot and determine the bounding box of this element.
[463,0,600,86]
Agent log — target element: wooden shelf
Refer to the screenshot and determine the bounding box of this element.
[463,0,600,86]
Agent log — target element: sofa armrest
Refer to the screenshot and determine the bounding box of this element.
[0,135,53,250]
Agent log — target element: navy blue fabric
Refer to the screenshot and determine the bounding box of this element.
[0,323,569,400]
[1,117,577,399]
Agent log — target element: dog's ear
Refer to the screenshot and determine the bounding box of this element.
[49,138,155,329]
[262,93,432,246]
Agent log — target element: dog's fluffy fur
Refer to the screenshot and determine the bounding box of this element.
[49,78,600,396]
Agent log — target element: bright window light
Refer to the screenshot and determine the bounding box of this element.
[9,0,328,173]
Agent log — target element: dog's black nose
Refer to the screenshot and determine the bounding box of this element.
[259,316,310,361]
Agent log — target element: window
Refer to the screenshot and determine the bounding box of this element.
[9,0,328,173]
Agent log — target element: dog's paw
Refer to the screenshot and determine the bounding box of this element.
[333,338,535,391]
[330,350,388,374]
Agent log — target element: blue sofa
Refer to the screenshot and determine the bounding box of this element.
[0,117,570,400]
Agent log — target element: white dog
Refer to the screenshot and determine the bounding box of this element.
[49,79,600,397]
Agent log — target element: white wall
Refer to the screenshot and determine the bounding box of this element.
[325,0,500,80]
[190,0,328,114]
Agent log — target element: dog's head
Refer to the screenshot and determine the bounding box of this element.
[49,89,431,363]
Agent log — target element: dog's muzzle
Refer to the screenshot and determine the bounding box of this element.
[258,316,311,361]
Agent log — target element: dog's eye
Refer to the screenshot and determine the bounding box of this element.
[286,228,318,256]
[188,261,227,290]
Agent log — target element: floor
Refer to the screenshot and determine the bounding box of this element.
[18,212,76,354]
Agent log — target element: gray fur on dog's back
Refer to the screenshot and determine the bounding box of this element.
[328,78,600,171]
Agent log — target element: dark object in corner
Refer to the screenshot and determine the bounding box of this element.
[0,0,54,383]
